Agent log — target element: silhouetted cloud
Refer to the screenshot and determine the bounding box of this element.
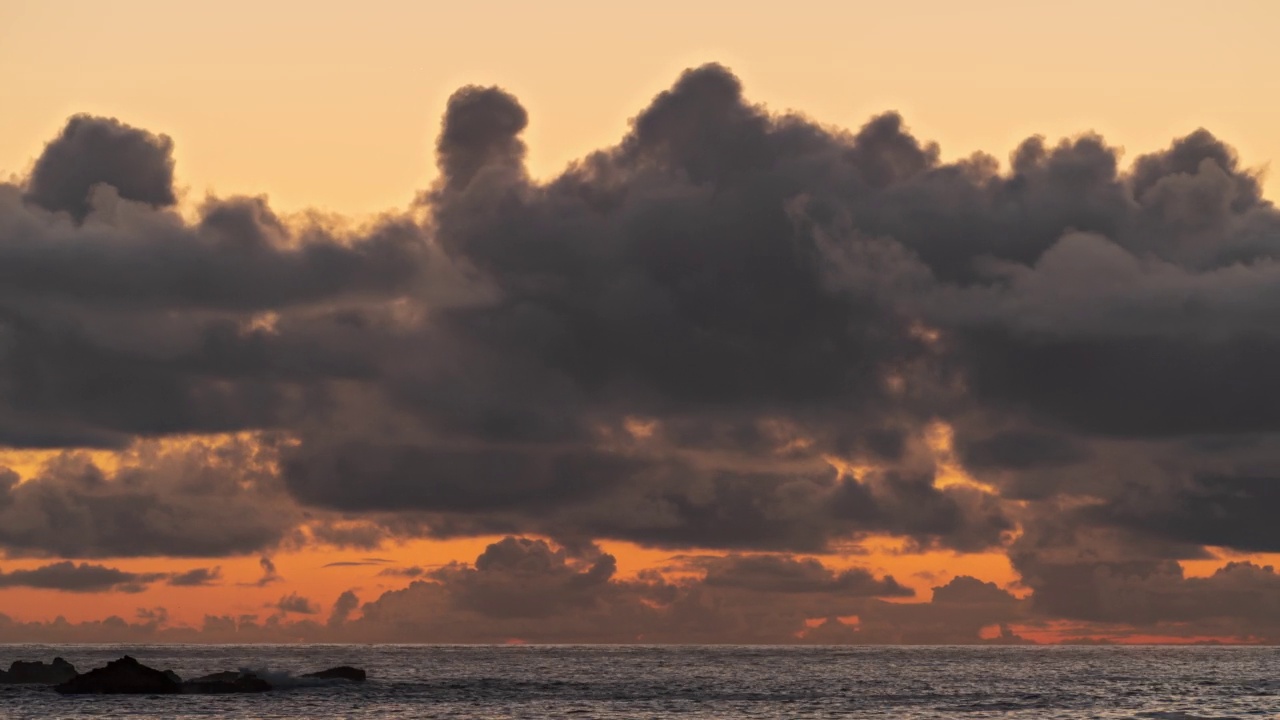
[250,556,282,587]
[0,561,164,593]
[0,438,295,558]
[694,554,913,597]
[274,592,319,615]
[167,567,222,587]
[3,62,1280,641]
[327,589,360,628]
[322,558,392,568]
[24,115,176,220]
[378,566,425,578]
[344,537,1016,643]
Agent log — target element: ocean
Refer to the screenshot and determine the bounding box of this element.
[0,644,1277,718]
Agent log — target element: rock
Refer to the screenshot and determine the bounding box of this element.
[162,670,183,684]
[302,665,366,682]
[182,670,271,694]
[55,655,181,695]
[1,657,79,684]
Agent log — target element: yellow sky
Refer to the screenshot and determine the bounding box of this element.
[2,0,1278,216]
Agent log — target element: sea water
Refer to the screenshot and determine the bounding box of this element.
[1,644,1278,718]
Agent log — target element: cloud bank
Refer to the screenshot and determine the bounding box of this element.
[2,63,1280,642]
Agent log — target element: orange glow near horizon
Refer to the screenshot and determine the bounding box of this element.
[1011,620,1263,646]
[0,532,1025,627]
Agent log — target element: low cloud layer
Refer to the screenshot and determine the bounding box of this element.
[0,561,219,593]
[0,537,1021,643]
[2,63,1280,641]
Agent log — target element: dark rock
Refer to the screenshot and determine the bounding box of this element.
[162,670,183,684]
[1,657,79,684]
[302,665,366,682]
[55,655,181,695]
[182,670,271,694]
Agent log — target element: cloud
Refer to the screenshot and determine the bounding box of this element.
[167,567,222,587]
[4,62,1280,641]
[327,589,359,628]
[322,558,392,568]
[378,566,424,578]
[250,556,282,587]
[343,537,990,643]
[0,561,165,593]
[694,554,913,597]
[435,86,528,193]
[0,561,227,593]
[24,115,176,220]
[274,592,319,615]
[0,437,296,557]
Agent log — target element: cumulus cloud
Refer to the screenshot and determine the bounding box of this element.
[24,115,176,220]
[693,554,913,597]
[327,589,360,628]
[0,437,295,558]
[4,62,1280,640]
[341,537,1018,643]
[274,592,319,615]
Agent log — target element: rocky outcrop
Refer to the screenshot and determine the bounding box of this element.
[51,656,365,695]
[302,665,366,682]
[182,671,272,694]
[55,656,181,695]
[0,657,78,684]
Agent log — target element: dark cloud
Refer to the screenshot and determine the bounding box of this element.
[5,62,1280,641]
[322,558,392,568]
[274,592,319,615]
[0,561,164,593]
[378,566,424,578]
[345,537,1011,643]
[957,429,1089,472]
[1010,526,1280,640]
[695,554,913,597]
[0,438,295,558]
[251,556,282,587]
[0,462,371,573]
[24,115,176,220]
[435,86,528,194]
[167,567,222,587]
[327,589,360,628]
[1083,474,1280,553]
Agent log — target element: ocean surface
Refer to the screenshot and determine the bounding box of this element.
[1,644,1279,719]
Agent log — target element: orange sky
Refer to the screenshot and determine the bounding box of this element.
[0,533,1019,626]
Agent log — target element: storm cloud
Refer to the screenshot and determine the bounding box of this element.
[2,62,1280,641]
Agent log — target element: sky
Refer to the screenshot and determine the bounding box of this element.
[1,0,1280,644]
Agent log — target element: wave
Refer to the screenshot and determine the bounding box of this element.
[233,667,360,690]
